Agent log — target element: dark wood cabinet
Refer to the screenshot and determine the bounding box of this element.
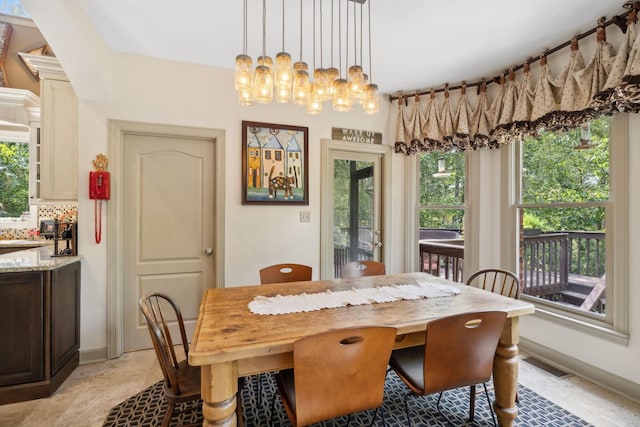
[0,261,80,404]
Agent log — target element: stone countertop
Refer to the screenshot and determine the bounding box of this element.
[0,239,54,248]
[0,245,81,273]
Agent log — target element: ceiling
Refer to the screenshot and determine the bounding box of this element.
[81,0,627,96]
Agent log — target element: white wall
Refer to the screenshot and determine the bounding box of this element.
[75,52,392,352]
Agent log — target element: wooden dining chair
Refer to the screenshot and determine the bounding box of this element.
[256,263,312,404]
[340,260,386,279]
[389,311,507,427]
[259,263,312,284]
[465,268,522,299]
[139,292,243,427]
[271,326,397,427]
[465,268,522,414]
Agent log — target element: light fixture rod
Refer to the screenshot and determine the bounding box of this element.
[262,0,267,57]
[282,0,285,52]
[368,0,372,81]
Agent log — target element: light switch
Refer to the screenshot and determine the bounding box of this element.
[300,211,311,222]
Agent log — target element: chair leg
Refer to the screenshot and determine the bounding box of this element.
[482,383,497,427]
[162,401,175,427]
[469,384,477,421]
[269,390,277,427]
[403,392,413,427]
[256,374,262,406]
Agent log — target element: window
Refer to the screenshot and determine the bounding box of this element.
[0,141,29,217]
[515,114,628,337]
[417,151,465,279]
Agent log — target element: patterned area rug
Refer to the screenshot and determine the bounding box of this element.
[103,371,592,426]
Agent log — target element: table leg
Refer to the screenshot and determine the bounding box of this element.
[492,317,520,427]
[201,361,238,427]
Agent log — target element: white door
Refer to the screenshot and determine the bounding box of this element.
[321,140,390,279]
[122,132,215,351]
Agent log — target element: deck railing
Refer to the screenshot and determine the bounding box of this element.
[417,231,605,298]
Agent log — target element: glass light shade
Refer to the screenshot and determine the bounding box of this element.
[332,79,352,112]
[254,65,273,104]
[257,55,273,70]
[275,52,293,89]
[326,67,339,96]
[348,65,365,102]
[275,84,290,103]
[292,68,310,105]
[234,54,253,91]
[313,68,330,101]
[238,85,255,106]
[306,83,323,115]
[363,83,379,114]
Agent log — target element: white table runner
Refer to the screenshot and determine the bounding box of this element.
[248,281,461,315]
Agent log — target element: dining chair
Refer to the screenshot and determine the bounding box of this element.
[466,268,522,415]
[256,263,313,405]
[465,268,522,299]
[389,311,508,427]
[139,292,243,427]
[340,260,386,279]
[259,263,312,284]
[271,325,397,427]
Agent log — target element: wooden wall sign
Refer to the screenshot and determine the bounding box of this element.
[332,127,382,144]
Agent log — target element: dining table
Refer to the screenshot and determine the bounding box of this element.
[188,271,535,427]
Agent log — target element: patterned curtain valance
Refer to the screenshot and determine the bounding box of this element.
[393,4,640,155]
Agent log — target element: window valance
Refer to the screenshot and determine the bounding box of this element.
[392,5,640,154]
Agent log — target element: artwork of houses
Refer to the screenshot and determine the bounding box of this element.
[245,127,304,194]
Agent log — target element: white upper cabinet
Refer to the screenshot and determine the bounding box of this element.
[40,78,78,200]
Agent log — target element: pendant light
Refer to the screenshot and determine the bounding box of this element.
[292,0,310,105]
[254,0,273,103]
[274,0,292,103]
[307,0,322,114]
[235,0,254,106]
[326,0,339,97]
[362,0,379,114]
[334,0,352,110]
[348,0,364,103]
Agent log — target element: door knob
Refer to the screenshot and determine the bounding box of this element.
[374,241,383,248]
[204,248,213,255]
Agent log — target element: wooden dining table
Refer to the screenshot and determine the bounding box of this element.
[189,271,535,427]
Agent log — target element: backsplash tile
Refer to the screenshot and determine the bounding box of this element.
[0,204,78,240]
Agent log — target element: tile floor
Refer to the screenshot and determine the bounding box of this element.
[0,349,638,427]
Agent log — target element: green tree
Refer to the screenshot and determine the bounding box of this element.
[522,116,609,232]
[418,151,465,230]
[0,142,29,217]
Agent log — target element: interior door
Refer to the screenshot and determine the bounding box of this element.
[122,132,215,351]
[321,140,388,279]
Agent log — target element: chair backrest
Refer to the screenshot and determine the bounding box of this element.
[422,311,507,395]
[139,292,190,395]
[340,260,386,279]
[466,268,522,299]
[259,263,312,284]
[292,326,397,426]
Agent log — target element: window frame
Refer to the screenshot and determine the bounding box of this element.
[508,114,629,345]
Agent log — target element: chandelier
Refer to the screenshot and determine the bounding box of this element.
[234,0,379,115]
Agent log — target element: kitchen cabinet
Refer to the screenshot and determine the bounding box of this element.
[0,260,80,404]
[39,78,78,200]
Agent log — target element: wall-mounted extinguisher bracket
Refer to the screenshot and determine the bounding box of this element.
[90,154,110,244]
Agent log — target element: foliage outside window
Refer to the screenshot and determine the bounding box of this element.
[333,159,374,261]
[418,151,465,232]
[0,141,29,217]
[519,116,609,316]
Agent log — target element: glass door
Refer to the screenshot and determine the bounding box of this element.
[321,141,386,279]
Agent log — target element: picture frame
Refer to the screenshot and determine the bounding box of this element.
[242,121,309,205]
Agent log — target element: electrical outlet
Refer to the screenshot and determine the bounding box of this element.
[300,211,311,222]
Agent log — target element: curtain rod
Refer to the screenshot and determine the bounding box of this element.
[388,1,640,103]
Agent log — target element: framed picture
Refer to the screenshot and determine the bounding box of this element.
[242,121,309,205]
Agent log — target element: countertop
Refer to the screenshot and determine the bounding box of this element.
[0,245,81,273]
[0,239,54,249]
